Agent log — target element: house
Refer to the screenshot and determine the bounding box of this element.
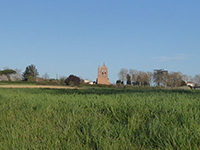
[187,82,195,88]
[187,82,200,89]
[84,79,94,85]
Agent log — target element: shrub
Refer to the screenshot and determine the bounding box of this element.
[65,75,80,86]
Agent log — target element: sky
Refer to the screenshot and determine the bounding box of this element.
[0,0,200,83]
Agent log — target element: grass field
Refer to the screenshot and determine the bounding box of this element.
[1,87,200,149]
[0,85,80,89]
[0,81,36,85]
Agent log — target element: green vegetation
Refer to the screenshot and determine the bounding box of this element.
[23,64,39,81]
[1,87,200,149]
[0,81,36,85]
[0,69,16,81]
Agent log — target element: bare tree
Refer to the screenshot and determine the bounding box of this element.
[129,69,138,84]
[43,73,50,80]
[168,72,183,87]
[147,72,153,85]
[120,69,153,86]
[194,74,200,84]
[136,74,142,86]
[0,75,8,81]
[118,68,128,83]
[143,72,152,86]
[153,69,168,87]
[126,74,131,85]
[182,74,189,83]
[11,69,22,81]
[60,76,67,85]
[129,69,134,82]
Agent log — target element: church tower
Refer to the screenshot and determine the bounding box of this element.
[97,63,111,85]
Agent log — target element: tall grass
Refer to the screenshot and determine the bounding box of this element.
[0,88,200,149]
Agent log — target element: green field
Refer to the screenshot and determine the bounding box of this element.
[1,87,200,149]
[0,81,36,85]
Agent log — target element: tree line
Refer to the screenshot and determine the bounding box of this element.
[117,69,152,86]
[117,68,200,87]
[0,64,81,86]
[0,65,39,82]
[1,64,200,87]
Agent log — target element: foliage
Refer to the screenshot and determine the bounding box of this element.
[65,75,80,86]
[1,88,200,149]
[180,80,187,86]
[116,80,124,88]
[116,80,123,85]
[23,64,39,81]
[0,81,36,85]
[0,69,16,81]
[59,76,67,85]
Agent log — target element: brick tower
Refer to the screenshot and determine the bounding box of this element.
[97,63,111,85]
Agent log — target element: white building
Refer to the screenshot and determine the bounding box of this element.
[84,79,94,85]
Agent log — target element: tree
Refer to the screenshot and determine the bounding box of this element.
[118,68,128,83]
[194,74,200,84]
[23,64,39,81]
[120,69,152,86]
[116,80,124,87]
[153,69,168,87]
[43,73,50,80]
[147,72,153,86]
[135,71,145,86]
[168,72,183,87]
[59,76,67,85]
[0,69,16,81]
[129,69,138,83]
[65,75,80,86]
[126,74,131,85]
[182,74,189,83]
[136,73,143,86]
[116,80,123,85]
[143,73,149,86]
[11,69,22,81]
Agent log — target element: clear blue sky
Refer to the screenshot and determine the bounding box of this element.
[1,0,200,83]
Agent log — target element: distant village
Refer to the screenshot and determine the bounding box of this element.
[0,63,200,89]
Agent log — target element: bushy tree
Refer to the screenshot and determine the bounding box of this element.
[0,69,16,81]
[65,75,80,86]
[116,80,123,85]
[23,64,39,81]
[116,80,124,88]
